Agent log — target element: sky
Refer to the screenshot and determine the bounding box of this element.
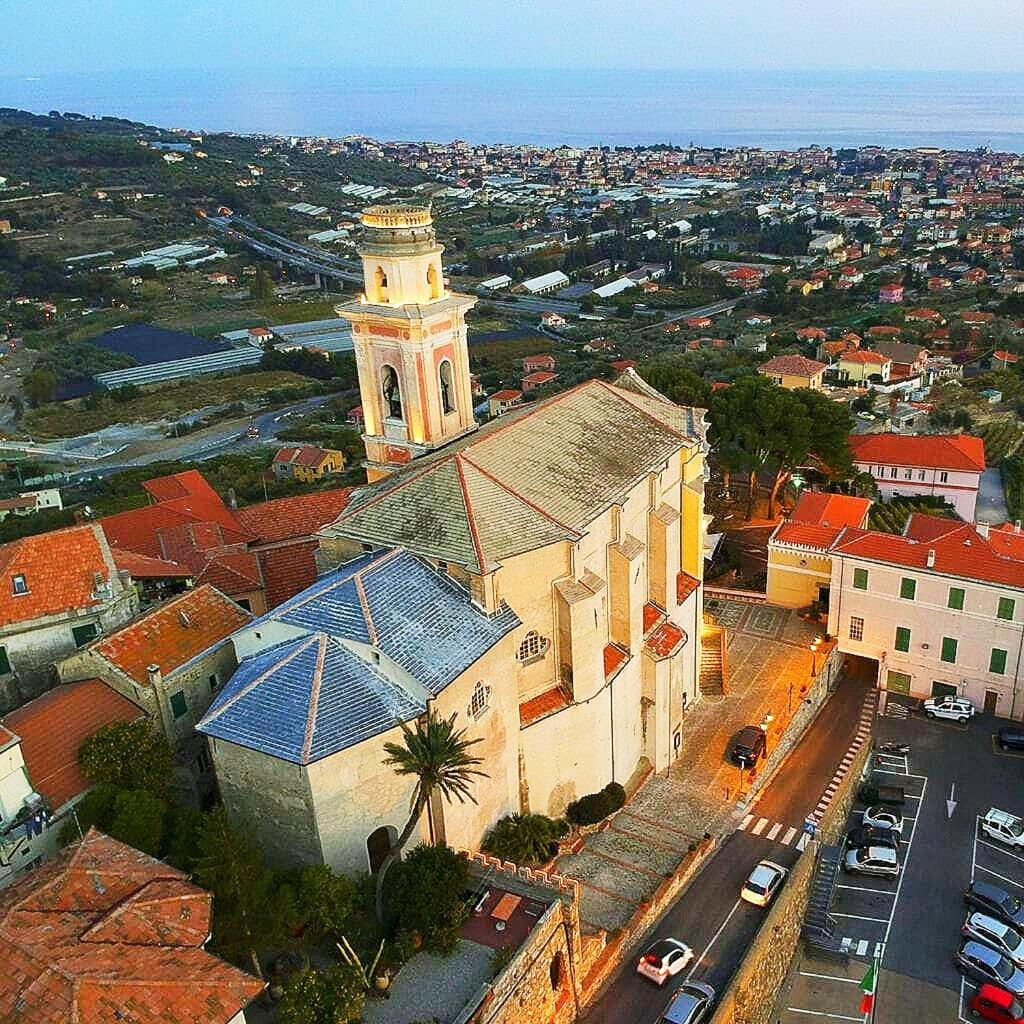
[3,0,1024,76]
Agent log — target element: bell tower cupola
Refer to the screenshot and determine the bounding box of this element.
[336,205,477,481]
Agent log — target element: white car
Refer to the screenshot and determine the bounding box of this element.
[636,937,694,986]
[923,695,975,722]
[741,860,788,907]
[982,809,1024,849]
[862,806,904,835]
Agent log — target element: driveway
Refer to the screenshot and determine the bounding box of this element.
[976,467,1009,524]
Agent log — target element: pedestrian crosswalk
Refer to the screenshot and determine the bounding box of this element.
[737,814,812,850]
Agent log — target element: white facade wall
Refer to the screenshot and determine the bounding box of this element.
[829,554,1024,717]
[855,459,981,521]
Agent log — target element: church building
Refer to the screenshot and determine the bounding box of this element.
[198,206,710,876]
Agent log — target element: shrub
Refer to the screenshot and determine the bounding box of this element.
[482,813,569,866]
[603,781,626,812]
[566,782,626,826]
[277,965,364,1024]
[385,844,469,955]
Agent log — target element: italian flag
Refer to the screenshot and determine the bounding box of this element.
[859,960,877,1015]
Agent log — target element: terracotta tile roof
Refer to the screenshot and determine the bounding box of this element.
[773,522,847,549]
[849,433,986,472]
[234,487,353,544]
[643,602,664,632]
[110,547,191,580]
[645,621,685,658]
[0,524,115,628]
[603,642,628,678]
[92,585,251,686]
[254,540,319,609]
[273,444,335,468]
[759,354,827,377]
[840,350,890,365]
[194,550,263,596]
[677,572,701,603]
[990,523,1024,560]
[2,680,143,810]
[519,685,572,727]
[488,389,522,401]
[791,491,872,529]
[903,512,963,543]
[0,830,263,1023]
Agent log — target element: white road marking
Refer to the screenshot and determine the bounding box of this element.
[767,822,783,841]
[740,814,753,830]
[856,939,869,956]
[782,826,797,845]
[976,838,1024,866]
[832,912,889,923]
[836,883,897,896]
[975,864,1024,889]
[684,898,742,981]
[798,971,861,984]
[796,833,810,852]
[785,1009,864,1021]
[881,774,927,946]
[752,817,769,835]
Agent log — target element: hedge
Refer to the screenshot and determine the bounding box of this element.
[566,781,627,826]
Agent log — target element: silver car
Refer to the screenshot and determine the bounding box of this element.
[862,805,904,835]
[963,912,1024,968]
[843,845,900,878]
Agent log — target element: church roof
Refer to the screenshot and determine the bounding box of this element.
[198,632,424,763]
[326,377,705,573]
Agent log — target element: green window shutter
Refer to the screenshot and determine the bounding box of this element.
[0,647,10,675]
[886,670,912,694]
[853,568,868,590]
[948,587,965,610]
[900,577,916,600]
[169,691,188,719]
[940,637,958,664]
[990,649,1008,674]
[998,597,1015,621]
[895,626,911,653]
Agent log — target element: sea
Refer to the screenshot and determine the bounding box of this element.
[4,67,1024,152]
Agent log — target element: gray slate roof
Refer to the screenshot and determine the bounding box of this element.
[325,375,705,573]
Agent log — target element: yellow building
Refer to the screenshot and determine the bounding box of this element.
[272,445,345,482]
[758,354,827,391]
[200,205,710,877]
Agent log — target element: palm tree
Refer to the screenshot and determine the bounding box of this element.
[375,710,487,922]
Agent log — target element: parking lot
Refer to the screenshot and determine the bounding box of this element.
[777,693,1024,1024]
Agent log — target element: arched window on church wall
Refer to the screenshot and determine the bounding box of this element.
[439,359,455,415]
[375,265,389,303]
[381,364,403,421]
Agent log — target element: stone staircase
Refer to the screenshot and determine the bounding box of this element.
[699,624,727,696]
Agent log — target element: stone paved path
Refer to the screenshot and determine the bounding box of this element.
[555,599,826,934]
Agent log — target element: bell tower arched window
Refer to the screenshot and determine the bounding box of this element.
[439,359,455,415]
[375,265,389,303]
[381,365,403,421]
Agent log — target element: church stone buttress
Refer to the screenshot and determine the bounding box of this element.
[336,205,477,481]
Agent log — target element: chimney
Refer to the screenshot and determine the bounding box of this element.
[147,664,162,687]
[977,522,990,539]
[927,548,936,568]
[227,487,237,510]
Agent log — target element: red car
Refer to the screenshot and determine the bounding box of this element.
[971,983,1024,1022]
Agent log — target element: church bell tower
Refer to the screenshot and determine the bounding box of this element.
[336,205,477,481]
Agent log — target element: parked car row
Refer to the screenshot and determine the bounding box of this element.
[843,803,905,878]
[955,882,1024,1019]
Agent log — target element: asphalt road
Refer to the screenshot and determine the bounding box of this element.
[583,664,873,1023]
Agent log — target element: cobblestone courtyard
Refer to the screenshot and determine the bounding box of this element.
[555,598,830,934]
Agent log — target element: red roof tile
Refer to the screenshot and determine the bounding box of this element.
[0,830,263,1023]
[92,585,251,686]
[990,523,1024,560]
[849,433,986,472]
[234,487,352,544]
[603,643,628,678]
[110,547,191,580]
[677,572,701,603]
[773,522,847,549]
[254,540,320,610]
[3,680,143,809]
[759,354,827,377]
[519,685,572,727]
[840,350,890,365]
[0,524,115,628]
[645,621,685,658]
[791,491,872,529]
[643,602,665,632]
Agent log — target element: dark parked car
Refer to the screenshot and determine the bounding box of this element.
[998,727,1024,753]
[729,726,766,767]
[658,981,717,1024]
[966,882,1024,930]
[857,782,905,806]
[847,826,899,851]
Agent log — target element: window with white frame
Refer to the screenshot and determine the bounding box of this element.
[849,616,864,641]
[468,680,491,720]
[918,469,926,481]
[517,630,550,663]
[939,471,949,483]
[903,469,912,480]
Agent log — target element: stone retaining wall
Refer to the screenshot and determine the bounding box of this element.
[707,730,873,1024]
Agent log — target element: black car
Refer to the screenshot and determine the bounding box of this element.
[857,782,905,806]
[966,881,1024,930]
[999,727,1024,753]
[847,826,899,851]
[729,726,766,767]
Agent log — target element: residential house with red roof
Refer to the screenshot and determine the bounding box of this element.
[849,432,986,520]
[878,283,904,304]
[768,507,1024,716]
[0,679,142,887]
[758,354,827,391]
[0,524,139,714]
[272,444,345,483]
[0,829,264,1021]
[99,469,351,614]
[837,349,892,384]
[57,585,251,801]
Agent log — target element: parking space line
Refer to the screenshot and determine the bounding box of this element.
[971,816,980,882]
[785,1009,864,1021]
[836,883,896,896]
[976,864,1024,889]
[798,971,861,984]
[881,774,927,946]
[870,768,928,780]
[832,912,889,923]
[976,837,1024,866]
